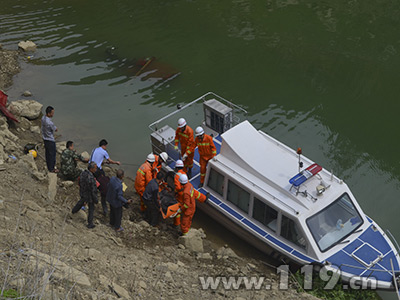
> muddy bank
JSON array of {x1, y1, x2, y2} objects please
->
[{"x1": 0, "y1": 47, "x2": 322, "y2": 300}]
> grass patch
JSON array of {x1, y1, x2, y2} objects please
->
[{"x1": 1, "y1": 289, "x2": 21, "y2": 298}]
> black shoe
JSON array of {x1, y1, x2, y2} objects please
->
[
  {"x1": 187, "y1": 168, "x2": 192, "y2": 179},
  {"x1": 87, "y1": 224, "x2": 96, "y2": 229},
  {"x1": 199, "y1": 183, "x2": 203, "y2": 188},
  {"x1": 204, "y1": 192, "x2": 210, "y2": 204}
]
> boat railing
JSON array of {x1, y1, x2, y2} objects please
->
[
  {"x1": 335, "y1": 262, "x2": 400, "y2": 277},
  {"x1": 386, "y1": 229, "x2": 400, "y2": 257},
  {"x1": 148, "y1": 92, "x2": 248, "y2": 167},
  {"x1": 148, "y1": 91, "x2": 248, "y2": 133}
]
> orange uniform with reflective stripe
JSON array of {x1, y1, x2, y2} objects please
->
[
  {"x1": 134, "y1": 161, "x2": 153, "y2": 196},
  {"x1": 194, "y1": 134, "x2": 217, "y2": 184},
  {"x1": 135, "y1": 161, "x2": 153, "y2": 211},
  {"x1": 180, "y1": 182, "x2": 206, "y2": 234},
  {"x1": 152, "y1": 155, "x2": 162, "y2": 179},
  {"x1": 175, "y1": 126, "x2": 195, "y2": 170},
  {"x1": 174, "y1": 169, "x2": 186, "y2": 226},
  {"x1": 174, "y1": 169, "x2": 186, "y2": 204}
]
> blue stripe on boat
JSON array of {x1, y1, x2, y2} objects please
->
[
  {"x1": 206, "y1": 192, "x2": 222, "y2": 205},
  {"x1": 242, "y1": 218, "x2": 267, "y2": 237},
  {"x1": 291, "y1": 250, "x2": 314, "y2": 263},
  {"x1": 266, "y1": 235, "x2": 293, "y2": 253},
  {"x1": 220, "y1": 203, "x2": 243, "y2": 221},
  {"x1": 215, "y1": 197, "x2": 315, "y2": 262}
]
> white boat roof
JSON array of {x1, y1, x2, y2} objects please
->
[{"x1": 217, "y1": 120, "x2": 354, "y2": 218}]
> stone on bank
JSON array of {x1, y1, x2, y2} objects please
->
[{"x1": 18, "y1": 40, "x2": 37, "y2": 52}]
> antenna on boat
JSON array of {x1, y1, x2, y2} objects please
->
[{"x1": 297, "y1": 147, "x2": 303, "y2": 173}]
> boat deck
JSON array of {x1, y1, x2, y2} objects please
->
[{"x1": 167, "y1": 134, "x2": 223, "y2": 188}]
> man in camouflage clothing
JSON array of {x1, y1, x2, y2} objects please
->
[
  {"x1": 60, "y1": 141, "x2": 89, "y2": 180},
  {"x1": 71, "y1": 162, "x2": 99, "y2": 229}
]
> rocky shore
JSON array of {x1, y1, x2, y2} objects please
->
[{"x1": 0, "y1": 46, "x2": 321, "y2": 299}]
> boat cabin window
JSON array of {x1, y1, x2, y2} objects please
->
[
  {"x1": 208, "y1": 168, "x2": 224, "y2": 196},
  {"x1": 281, "y1": 215, "x2": 306, "y2": 249},
  {"x1": 227, "y1": 180, "x2": 250, "y2": 213},
  {"x1": 306, "y1": 193, "x2": 363, "y2": 252},
  {"x1": 253, "y1": 197, "x2": 278, "y2": 232}
]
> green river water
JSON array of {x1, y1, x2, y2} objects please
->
[{"x1": 1, "y1": 1, "x2": 400, "y2": 298}]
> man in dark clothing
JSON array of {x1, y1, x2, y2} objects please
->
[
  {"x1": 106, "y1": 169, "x2": 132, "y2": 232},
  {"x1": 41, "y1": 106, "x2": 58, "y2": 172},
  {"x1": 72, "y1": 162, "x2": 99, "y2": 229},
  {"x1": 143, "y1": 172, "x2": 164, "y2": 227}
]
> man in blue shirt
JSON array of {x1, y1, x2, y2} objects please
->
[
  {"x1": 106, "y1": 169, "x2": 132, "y2": 232},
  {"x1": 89, "y1": 139, "x2": 120, "y2": 178},
  {"x1": 41, "y1": 106, "x2": 58, "y2": 172}
]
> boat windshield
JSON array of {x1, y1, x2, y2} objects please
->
[{"x1": 306, "y1": 193, "x2": 363, "y2": 252}]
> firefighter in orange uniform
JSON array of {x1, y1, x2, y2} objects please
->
[
  {"x1": 179, "y1": 173, "x2": 208, "y2": 235},
  {"x1": 152, "y1": 152, "x2": 168, "y2": 178},
  {"x1": 173, "y1": 160, "x2": 186, "y2": 226},
  {"x1": 193, "y1": 126, "x2": 217, "y2": 187},
  {"x1": 134, "y1": 153, "x2": 155, "y2": 212},
  {"x1": 174, "y1": 118, "x2": 195, "y2": 177}
]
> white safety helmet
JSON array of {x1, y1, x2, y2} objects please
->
[
  {"x1": 178, "y1": 118, "x2": 187, "y2": 128},
  {"x1": 147, "y1": 153, "x2": 155, "y2": 163},
  {"x1": 175, "y1": 160, "x2": 184, "y2": 168},
  {"x1": 179, "y1": 173, "x2": 188, "y2": 184},
  {"x1": 195, "y1": 126, "x2": 204, "y2": 136},
  {"x1": 160, "y1": 152, "x2": 168, "y2": 163}
]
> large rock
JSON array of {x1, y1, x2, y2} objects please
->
[
  {"x1": 32, "y1": 170, "x2": 46, "y2": 181},
  {"x1": 178, "y1": 228, "x2": 204, "y2": 253},
  {"x1": 24, "y1": 249, "x2": 91, "y2": 287},
  {"x1": 18, "y1": 116, "x2": 32, "y2": 130},
  {"x1": 56, "y1": 141, "x2": 66, "y2": 154},
  {"x1": 48, "y1": 172, "x2": 58, "y2": 202},
  {"x1": 4, "y1": 139, "x2": 19, "y2": 153},
  {"x1": 18, "y1": 40, "x2": 37, "y2": 52},
  {"x1": 30, "y1": 125, "x2": 41, "y2": 135},
  {"x1": 8, "y1": 100, "x2": 43, "y2": 120},
  {"x1": 0, "y1": 115, "x2": 7, "y2": 127},
  {"x1": 0, "y1": 125, "x2": 19, "y2": 142},
  {"x1": 17, "y1": 153, "x2": 46, "y2": 181},
  {"x1": 216, "y1": 246, "x2": 239, "y2": 258},
  {"x1": 99, "y1": 275, "x2": 130, "y2": 299},
  {"x1": 71, "y1": 209, "x2": 87, "y2": 223},
  {"x1": 23, "y1": 90, "x2": 32, "y2": 97},
  {"x1": 80, "y1": 151, "x2": 90, "y2": 160}
]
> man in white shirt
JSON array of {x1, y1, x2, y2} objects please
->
[
  {"x1": 41, "y1": 106, "x2": 58, "y2": 172},
  {"x1": 89, "y1": 139, "x2": 120, "y2": 178}
]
